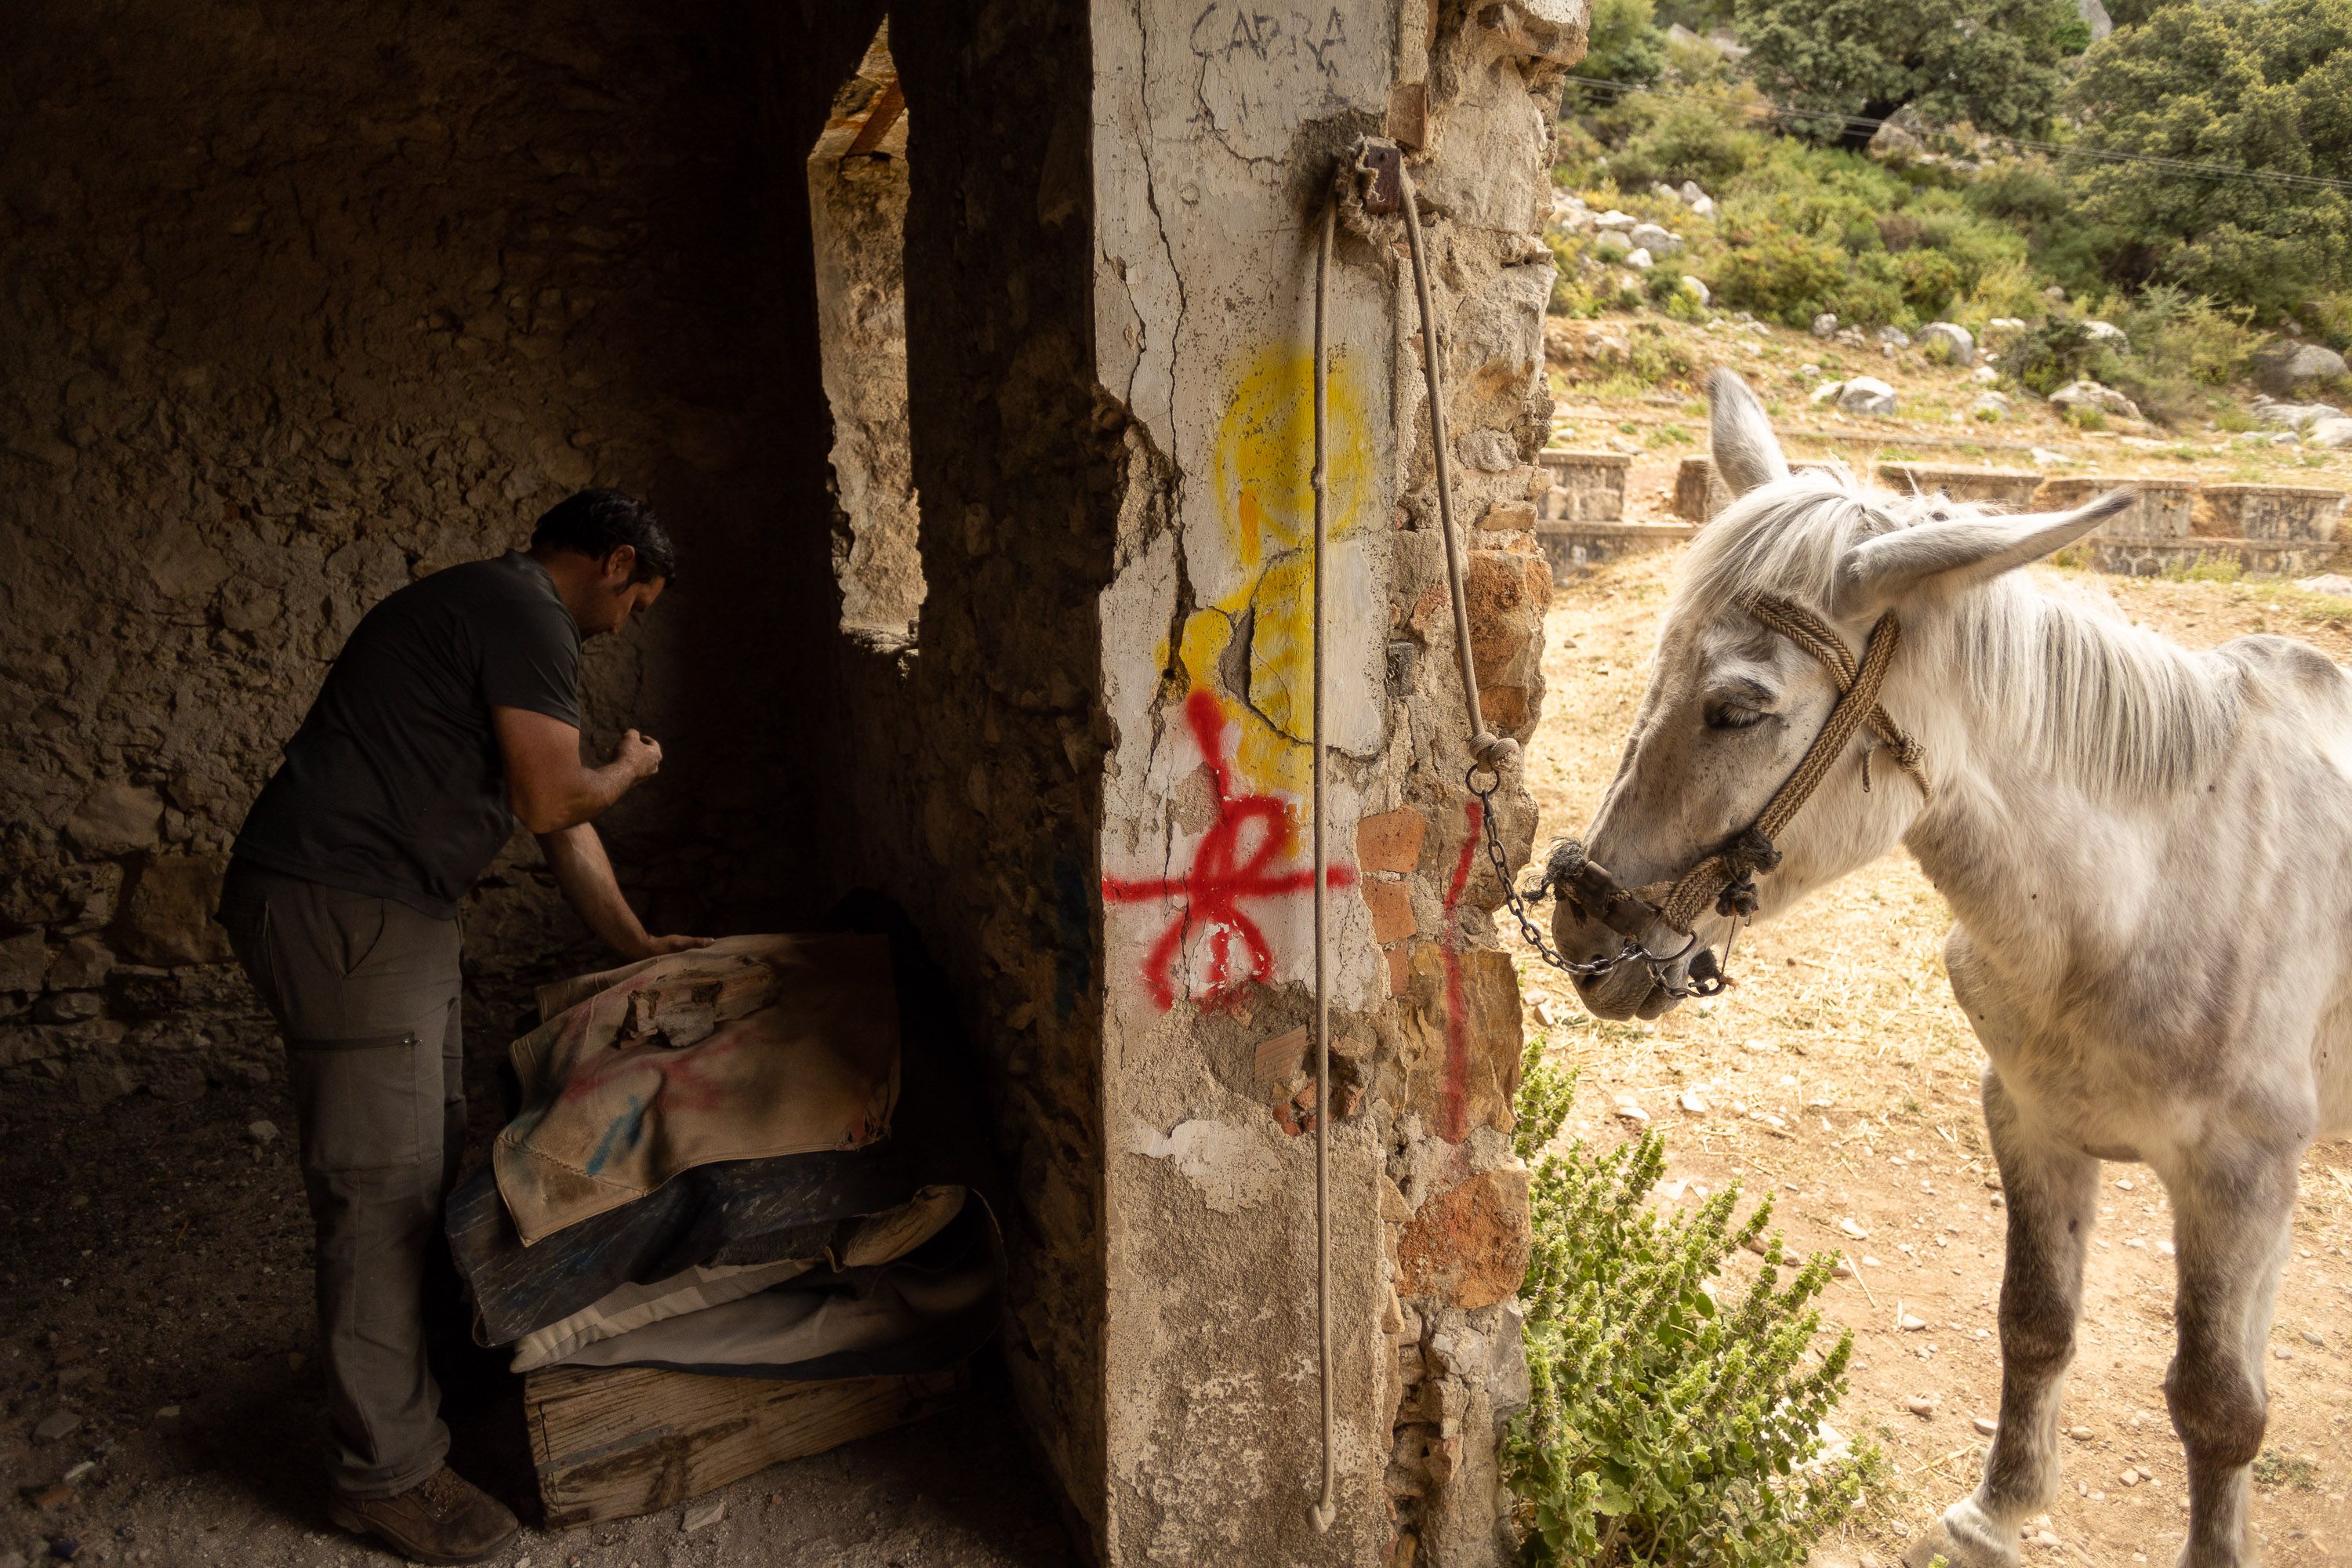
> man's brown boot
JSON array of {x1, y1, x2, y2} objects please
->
[{"x1": 327, "y1": 1465, "x2": 520, "y2": 1564}]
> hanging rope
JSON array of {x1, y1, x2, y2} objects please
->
[
  {"x1": 1308, "y1": 195, "x2": 1339, "y2": 1536},
  {"x1": 1399, "y1": 167, "x2": 1516, "y2": 780}
]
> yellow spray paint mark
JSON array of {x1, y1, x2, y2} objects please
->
[
  {"x1": 1185, "y1": 343, "x2": 1374, "y2": 795},
  {"x1": 1210, "y1": 344, "x2": 1374, "y2": 577}
]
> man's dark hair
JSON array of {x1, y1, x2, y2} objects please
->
[{"x1": 530, "y1": 488, "x2": 677, "y2": 583}]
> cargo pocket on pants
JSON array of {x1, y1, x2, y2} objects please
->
[{"x1": 286, "y1": 1032, "x2": 430, "y2": 1173}]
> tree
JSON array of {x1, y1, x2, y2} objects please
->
[
  {"x1": 1735, "y1": 0, "x2": 2080, "y2": 151},
  {"x1": 1573, "y1": 0, "x2": 1669, "y2": 98},
  {"x1": 2065, "y1": 0, "x2": 2352, "y2": 318}
]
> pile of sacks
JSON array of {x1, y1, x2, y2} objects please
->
[{"x1": 447, "y1": 931, "x2": 999, "y2": 1385}]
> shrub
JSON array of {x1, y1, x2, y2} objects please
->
[
  {"x1": 2000, "y1": 315, "x2": 2105, "y2": 394},
  {"x1": 1573, "y1": 0, "x2": 1671, "y2": 103},
  {"x1": 2099, "y1": 285, "x2": 2263, "y2": 423},
  {"x1": 1711, "y1": 218, "x2": 1851, "y2": 326},
  {"x1": 1504, "y1": 1044, "x2": 1881, "y2": 1567}
]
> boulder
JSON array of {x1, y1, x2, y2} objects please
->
[
  {"x1": 1623, "y1": 247, "x2": 1654, "y2": 270},
  {"x1": 1679, "y1": 275, "x2": 1711, "y2": 307},
  {"x1": 114, "y1": 854, "x2": 232, "y2": 967},
  {"x1": 1686, "y1": 192, "x2": 1715, "y2": 220},
  {"x1": 1651, "y1": 182, "x2": 1682, "y2": 205},
  {"x1": 2050, "y1": 379, "x2": 2141, "y2": 421},
  {"x1": 1835, "y1": 376, "x2": 1897, "y2": 416},
  {"x1": 1678, "y1": 180, "x2": 1708, "y2": 206},
  {"x1": 1918, "y1": 322, "x2": 1976, "y2": 367},
  {"x1": 1809, "y1": 380, "x2": 1845, "y2": 407},
  {"x1": 64, "y1": 781, "x2": 165, "y2": 857},
  {"x1": 2252, "y1": 396, "x2": 2342, "y2": 431},
  {"x1": 1811, "y1": 312, "x2": 1838, "y2": 339},
  {"x1": 1628, "y1": 222, "x2": 1682, "y2": 257},
  {"x1": 2254, "y1": 340, "x2": 2347, "y2": 397},
  {"x1": 2083, "y1": 319, "x2": 2130, "y2": 352},
  {"x1": 1970, "y1": 393, "x2": 2010, "y2": 422},
  {"x1": 1593, "y1": 227, "x2": 1632, "y2": 256},
  {"x1": 1593, "y1": 209, "x2": 1638, "y2": 232},
  {"x1": 2310, "y1": 417, "x2": 2352, "y2": 450},
  {"x1": 1877, "y1": 325, "x2": 1912, "y2": 348}
]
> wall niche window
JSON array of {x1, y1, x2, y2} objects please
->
[{"x1": 809, "y1": 22, "x2": 923, "y2": 644}]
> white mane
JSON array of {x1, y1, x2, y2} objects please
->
[{"x1": 1671, "y1": 472, "x2": 2241, "y2": 798}]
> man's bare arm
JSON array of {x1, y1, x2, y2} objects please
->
[
  {"x1": 492, "y1": 706, "x2": 659, "y2": 834},
  {"x1": 536, "y1": 822, "x2": 711, "y2": 961}
]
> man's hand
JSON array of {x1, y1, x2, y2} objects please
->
[
  {"x1": 630, "y1": 933, "x2": 714, "y2": 959},
  {"x1": 495, "y1": 709, "x2": 659, "y2": 834},
  {"x1": 536, "y1": 823, "x2": 707, "y2": 961},
  {"x1": 614, "y1": 728, "x2": 662, "y2": 781}
]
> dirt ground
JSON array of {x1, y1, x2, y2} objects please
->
[
  {"x1": 0, "y1": 1080, "x2": 1078, "y2": 1568},
  {"x1": 1516, "y1": 551, "x2": 2352, "y2": 1567}
]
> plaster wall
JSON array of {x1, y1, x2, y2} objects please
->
[{"x1": 1090, "y1": 2, "x2": 1584, "y2": 1561}]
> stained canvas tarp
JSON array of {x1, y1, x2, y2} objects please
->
[
  {"x1": 494, "y1": 933, "x2": 900, "y2": 1246},
  {"x1": 449, "y1": 901, "x2": 1000, "y2": 1350},
  {"x1": 506, "y1": 1184, "x2": 970, "y2": 1373},
  {"x1": 549, "y1": 1197, "x2": 999, "y2": 1381}
]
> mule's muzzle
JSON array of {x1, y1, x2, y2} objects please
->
[{"x1": 1544, "y1": 848, "x2": 1693, "y2": 1022}]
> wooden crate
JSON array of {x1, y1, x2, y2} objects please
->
[{"x1": 525, "y1": 1361, "x2": 966, "y2": 1526}]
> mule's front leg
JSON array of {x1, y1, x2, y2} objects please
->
[
  {"x1": 1904, "y1": 1073, "x2": 2096, "y2": 1568},
  {"x1": 2162, "y1": 1148, "x2": 2298, "y2": 1568}
]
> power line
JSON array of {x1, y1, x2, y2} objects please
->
[{"x1": 1559, "y1": 74, "x2": 2352, "y2": 197}]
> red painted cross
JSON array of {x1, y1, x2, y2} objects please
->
[{"x1": 1102, "y1": 688, "x2": 1356, "y2": 1011}]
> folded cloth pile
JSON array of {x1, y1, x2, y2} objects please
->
[{"x1": 447, "y1": 930, "x2": 1000, "y2": 1382}]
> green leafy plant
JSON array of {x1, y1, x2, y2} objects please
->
[
  {"x1": 2065, "y1": 0, "x2": 2352, "y2": 318},
  {"x1": 1505, "y1": 1044, "x2": 1882, "y2": 1566},
  {"x1": 1736, "y1": 0, "x2": 2078, "y2": 151}
]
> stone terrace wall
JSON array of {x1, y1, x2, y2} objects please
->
[{"x1": 0, "y1": 1, "x2": 887, "y2": 1098}]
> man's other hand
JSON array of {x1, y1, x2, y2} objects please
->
[
  {"x1": 631, "y1": 933, "x2": 715, "y2": 959},
  {"x1": 614, "y1": 728, "x2": 662, "y2": 779}
]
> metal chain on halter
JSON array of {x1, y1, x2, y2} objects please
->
[{"x1": 1465, "y1": 767, "x2": 1638, "y2": 978}]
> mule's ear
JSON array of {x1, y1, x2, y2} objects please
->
[
  {"x1": 1835, "y1": 490, "x2": 2133, "y2": 616},
  {"x1": 1708, "y1": 369, "x2": 1790, "y2": 495}
]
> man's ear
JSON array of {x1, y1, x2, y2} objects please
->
[
  {"x1": 1708, "y1": 369, "x2": 1791, "y2": 496},
  {"x1": 1835, "y1": 490, "x2": 2133, "y2": 618},
  {"x1": 601, "y1": 544, "x2": 638, "y2": 586}
]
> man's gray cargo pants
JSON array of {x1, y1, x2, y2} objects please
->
[{"x1": 217, "y1": 862, "x2": 464, "y2": 1500}]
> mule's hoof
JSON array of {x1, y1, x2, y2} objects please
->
[{"x1": 1901, "y1": 1503, "x2": 2017, "y2": 1568}]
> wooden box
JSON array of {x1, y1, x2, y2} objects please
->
[{"x1": 525, "y1": 1361, "x2": 966, "y2": 1526}]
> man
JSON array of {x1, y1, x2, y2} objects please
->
[{"x1": 217, "y1": 488, "x2": 709, "y2": 1563}]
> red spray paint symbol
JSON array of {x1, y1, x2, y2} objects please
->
[
  {"x1": 1439, "y1": 797, "x2": 1483, "y2": 1142},
  {"x1": 1102, "y1": 689, "x2": 1356, "y2": 1011}
]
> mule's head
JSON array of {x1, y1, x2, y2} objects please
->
[{"x1": 1555, "y1": 371, "x2": 2131, "y2": 1020}]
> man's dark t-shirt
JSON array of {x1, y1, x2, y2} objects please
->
[{"x1": 234, "y1": 551, "x2": 581, "y2": 919}]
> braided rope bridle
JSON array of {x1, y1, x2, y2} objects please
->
[{"x1": 1482, "y1": 594, "x2": 1929, "y2": 997}]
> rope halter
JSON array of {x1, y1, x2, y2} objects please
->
[{"x1": 1650, "y1": 595, "x2": 1929, "y2": 934}]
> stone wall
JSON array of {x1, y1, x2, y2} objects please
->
[
  {"x1": 833, "y1": 0, "x2": 1118, "y2": 1530},
  {"x1": 1091, "y1": 1, "x2": 1581, "y2": 1562},
  {"x1": 0, "y1": 0, "x2": 886, "y2": 1093}
]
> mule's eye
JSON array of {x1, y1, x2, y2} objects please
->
[{"x1": 1706, "y1": 703, "x2": 1767, "y2": 731}]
